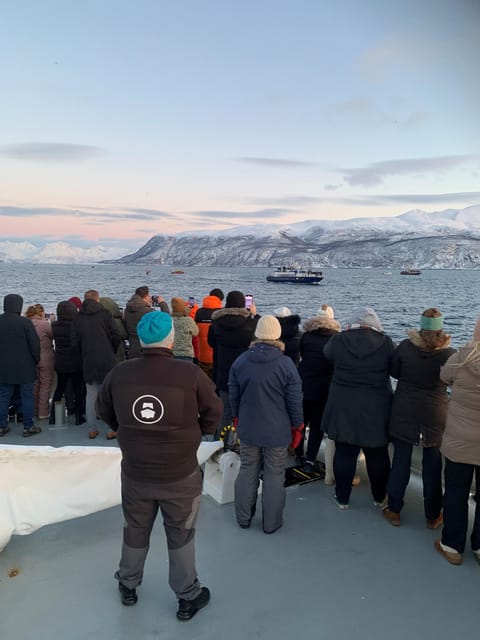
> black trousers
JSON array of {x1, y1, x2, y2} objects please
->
[
  {"x1": 303, "y1": 398, "x2": 328, "y2": 463},
  {"x1": 334, "y1": 442, "x2": 390, "y2": 504},
  {"x1": 387, "y1": 438, "x2": 443, "y2": 519},
  {"x1": 442, "y1": 458, "x2": 480, "y2": 554},
  {"x1": 52, "y1": 371, "x2": 85, "y2": 414}
]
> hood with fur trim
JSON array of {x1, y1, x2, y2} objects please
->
[
  {"x1": 408, "y1": 329, "x2": 451, "y2": 351},
  {"x1": 303, "y1": 316, "x2": 341, "y2": 333},
  {"x1": 211, "y1": 307, "x2": 251, "y2": 321}
]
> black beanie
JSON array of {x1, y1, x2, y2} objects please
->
[
  {"x1": 209, "y1": 288, "x2": 224, "y2": 301},
  {"x1": 226, "y1": 290, "x2": 245, "y2": 308}
]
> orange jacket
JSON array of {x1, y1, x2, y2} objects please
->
[{"x1": 194, "y1": 295, "x2": 222, "y2": 364}]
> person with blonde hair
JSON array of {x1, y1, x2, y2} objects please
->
[
  {"x1": 434, "y1": 319, "x2": 480, "y2": 565},
  {"x1": 383, "y1": 308, "x2": 455, "y2": 528}
]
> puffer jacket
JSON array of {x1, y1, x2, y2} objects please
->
[
  {"x1": 195, "y1": 295, "x2": 222, "y2": 364},
  {"x1": 0, "y1": 294, "x2": 40, "y2": 384},
  {"x1": 440, "y1": 344, "x2": 480, "y2": 465},
  {"x1": 298, "y1": 316, "x2": 341, "y2": 401},
  {"x1": 71, "y1": 298, "x2": 121, "y2": 384},
  {"x1": 100, "y1": 296, "x2": 128, "y2": 362},
  {"x1": 30, "y1": 316, "x2": 55, "y2": 371},
  {"x1": 52, "y1": 301, "x2": 82, "y2": 373},
  {"x1": 172, "y1": 313, "x2": 199, "y2": 358},
  {"x1": 278, "y1": 314, "x2": 302, "y2": 365},
  {"x1": 208, "y1": 307, "x2": 259, "y2": 391},
  {"x1": 229, "y1": 341, "x2": 303, "y2": 447},
  {"x1": 321, "y1": 328, "x2": 396, "y2": 447},
  {"x1": 388, "y1": 336, "x2": 455, "y2": 447}
]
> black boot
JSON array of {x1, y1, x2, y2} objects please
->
[{"x1": 75, "y1": 408, "x2": 86, "y2": 425}]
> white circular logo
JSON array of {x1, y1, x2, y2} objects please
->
[{"x1": 132, "y1": 394, "x2": 164, "y2": 424}]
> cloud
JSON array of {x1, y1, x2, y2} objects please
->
[
  {"x1": 324, "y1": 184, "x2": 342, "y2": 192},
  {"x1": 339, "y1": 154, "x2": 478, "y2": 187},
  {"x1": 338, "y1": 96, "x2": 371, "y2": 114},
  {"x1": 190, "y1": 208, "x2": 292, "y2": 219},
  {"x1": 0, "y1": 142, "x2": 105, "y2": 162},
  {"x1": 0, "y1": 205, "x2": 173, "y2": 222},
  {"x1": 235, "y1": 157, "x2": 316, "y2": 168}
]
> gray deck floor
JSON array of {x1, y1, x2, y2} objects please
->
[{"x1": 0, "y1": 420, "x2": 478, "y2": 640}]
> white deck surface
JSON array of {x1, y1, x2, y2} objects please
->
[{"x1": 0, "y1": 419, "x2": 478, "y2": 640}]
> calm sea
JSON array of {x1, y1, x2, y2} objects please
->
[{"x1": 1, "y1": 263, "x2": 479, "y2": 346}]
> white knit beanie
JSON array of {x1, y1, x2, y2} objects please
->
[
  {"x1": 274, "y1": 306, "x2": 292, "y2": 318},
  {"x1": 316, "y1": 304, "x2": 334, "y2": 319},
  {"x1": 255, "y1": 315, "x2": 282, "y2": 340}
]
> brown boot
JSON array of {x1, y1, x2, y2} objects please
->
[
  {"x1": 434, "y1": 539, "x2": 462, "y2": 565},
  {"x1": 427, "y1": 514, "x2": 443, "y2": 530},
  {"x1": 382, "y1": 507, "x2": 401, "y2": 526}
]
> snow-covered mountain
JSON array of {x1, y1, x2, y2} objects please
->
[
  {"x1": 114, "y1": 205, "x2": 480, "y2": 269},
  {"x1": 2, "y1": 205, "x2": 480, "y2": 266},
  {"x1": 0, "y1": 240, "x2": 125, "y2": 264}
]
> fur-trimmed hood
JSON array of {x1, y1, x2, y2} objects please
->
[
  {"x1": 250, "y1": 338, "x2": 285, "y2": 351},
  {"x1": 408, "y1": 329, "x2": 451, "y2": 351},
  {"x1": 303, "y1": 316, "x2": 341, "y2": 333},
  {"x1": 211, "y1": 307, "x2": 251, "y2": 320}
]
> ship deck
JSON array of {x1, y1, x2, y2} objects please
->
[{"x1": 0, "y1": 421, "x2": 478, "y2": 640}]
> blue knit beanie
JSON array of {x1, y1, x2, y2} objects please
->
[{"x1": 137, "y1": 311, "x2": 174, "y2": 347}]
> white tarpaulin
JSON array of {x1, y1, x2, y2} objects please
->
[{"x1": 0, "y1": 441, "x2": 223, "y2": 552}]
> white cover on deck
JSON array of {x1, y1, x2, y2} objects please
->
[{"x1": 0, "y1": 441, "x2": 223, "y2": 552}]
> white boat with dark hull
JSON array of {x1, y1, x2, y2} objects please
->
[{"x1": 266, "y1": 265, "x2": 324, "y2": 284}]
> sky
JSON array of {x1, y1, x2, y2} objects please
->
[{"x1": 1, "y1": 0, "x2": 479, "y2": 254}]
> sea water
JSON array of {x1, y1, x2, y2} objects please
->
[{"x1": 0, "y1": 263, "x2": 478, "y2": 346}]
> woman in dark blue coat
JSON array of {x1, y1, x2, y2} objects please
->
[{"x1": 229, "y1": 316, "x2": 303, "y2": 533}]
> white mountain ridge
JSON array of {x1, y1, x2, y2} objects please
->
[
  {"x1": 2, "y1": 205, "x2": 480, "y2": 266},
  {"x1": 115, "y1": 205, "x2": 480, "y2": 269}
]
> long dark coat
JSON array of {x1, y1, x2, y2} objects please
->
[
  {"x1": 0, "y1": 294, "x2": 40, "y2": 384},
  {"x1": 321, "y1": 328, "x2": 396, "y2": 447},
  {"x1": 388, "y1": 337, "x2": 455, "y2": 447}
]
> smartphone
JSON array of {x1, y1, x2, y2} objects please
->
[
  {"x1": 245, "y1": 294, "x2": 253, "y2": 310},
  {"x1": 188, "y1": 296, "x2": 195, "y2": 308}
]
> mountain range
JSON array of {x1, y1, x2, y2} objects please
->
[
  {"x1": 2, "y1": 205, "x2": 480, "y2": 267},
  {"x1": 114, "y1": 205, "x2": 480, "y2": 269}
]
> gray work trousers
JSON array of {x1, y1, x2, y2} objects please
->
[
  {"x1": 115, "y1": 468, "x2": 202, "y2": 600},
  {"x1": 235, "y1": 443, "x2": 288, "y2": 533}
]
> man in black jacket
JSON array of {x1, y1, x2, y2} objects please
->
[
  {"x1": 71, "y1": 289, "x2": 121, "y2": 439},
  {"x1": 96, "y1": 311, "x2": 222, "y2": 620},
  {"x1": 0, "y1": 293, "x2": 41, "y2": 437}
]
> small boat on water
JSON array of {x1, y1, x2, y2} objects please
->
[
  {"x1": 266, "y1": 265, "x2": 323, "y2": 284},
  {"x1": 171, "y1": 269, "x2": 185, "y2": 274},
  {"x1": 400, "y1": 268, "x2": 421, "y2": 275}
]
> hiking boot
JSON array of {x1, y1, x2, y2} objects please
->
[
  {"x1": 23, "y1": 426, "x2": 42, "y2": 437},
  {"x1": 106, "y1": 430, "x2": 117, "y2": 440},
  {"x1": 176, "y1": 587, "x2": 210, "y2": 621},
  {"x1": 118, "y1": 582, "x2": 138, "y2": 606},
  {"x1": 88, "y1": 430, "x2": 99, "y2": 439},
  {"x1": 434, "y1": 539, "x2": 462, "y2": 565},
  {"x1": 0, "y1": 426, "x2": 10, "y2": 437},
  {"x1": 427, "y1": 514, "x2": 443, "y2": 530},
  {"x1": 333, "y1": 495, "x2": 349, "y2": 510},
  {"x1": 472, "y1": 549, "x2": 480, "y2": 565},
  {"x1": 383, "y1": 508, "x2": 401, "y2": 526}
]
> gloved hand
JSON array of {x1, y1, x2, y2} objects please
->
[
  {"x1": 290, "y1": 423, "x2": 304, "y2": 449},
  {"x1": 233, "y1": 417, "x2": 239, "y2": 430}
]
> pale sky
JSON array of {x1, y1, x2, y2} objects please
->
[{"x1": 1, "y1": 0, "x2": 479, "y2": 253}]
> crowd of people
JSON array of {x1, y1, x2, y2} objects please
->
[{"x1": 0, "y1": 285, "x2": 479, "y2": 619}]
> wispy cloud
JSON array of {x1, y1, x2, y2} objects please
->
[
  {"x1": 0, "y1": 205, "x2": 173, "y2": 222},
  {"x1": 338, "y1": 96, "x2": 371, "y2": 114},
  {"x1": 0, "y1": 143, "x2": 105, "y2": 162},
  {"x1": 324, "y1": 184, "x2": 342, "y2": 192},
  {"x1": 339, "y1": 154, "x2": 478, "y2": 187},
  {"x1": 190, "y1": 208, "x2": 292, "y2": 219},
  {"x1": 235, "y1": 157, "x2": 316, "y2": 168}
]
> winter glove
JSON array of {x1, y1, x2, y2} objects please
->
[
  {"x1": 233, "y1": 417, "x2": 239, "y2": 430},
  {"x1": 290, "y1": 423, "x2": 305, "y2": 449}
]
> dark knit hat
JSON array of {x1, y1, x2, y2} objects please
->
[
  {"x1": 209, "y1": 288, "x2": 224, "y2": 301},
  {"x1": 226, "y1": 290, "x2": 245, "y2": 308}
]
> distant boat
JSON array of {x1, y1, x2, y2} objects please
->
[
  {"x1": 171, "y1": 269, "x2": 185, "y2": 274},
  {"x1": 400, "y1": 268, "x2": 421, "y2": 275},
  {"x1": 266, "y1": 265, "x2": 323, "y2": 285}
]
